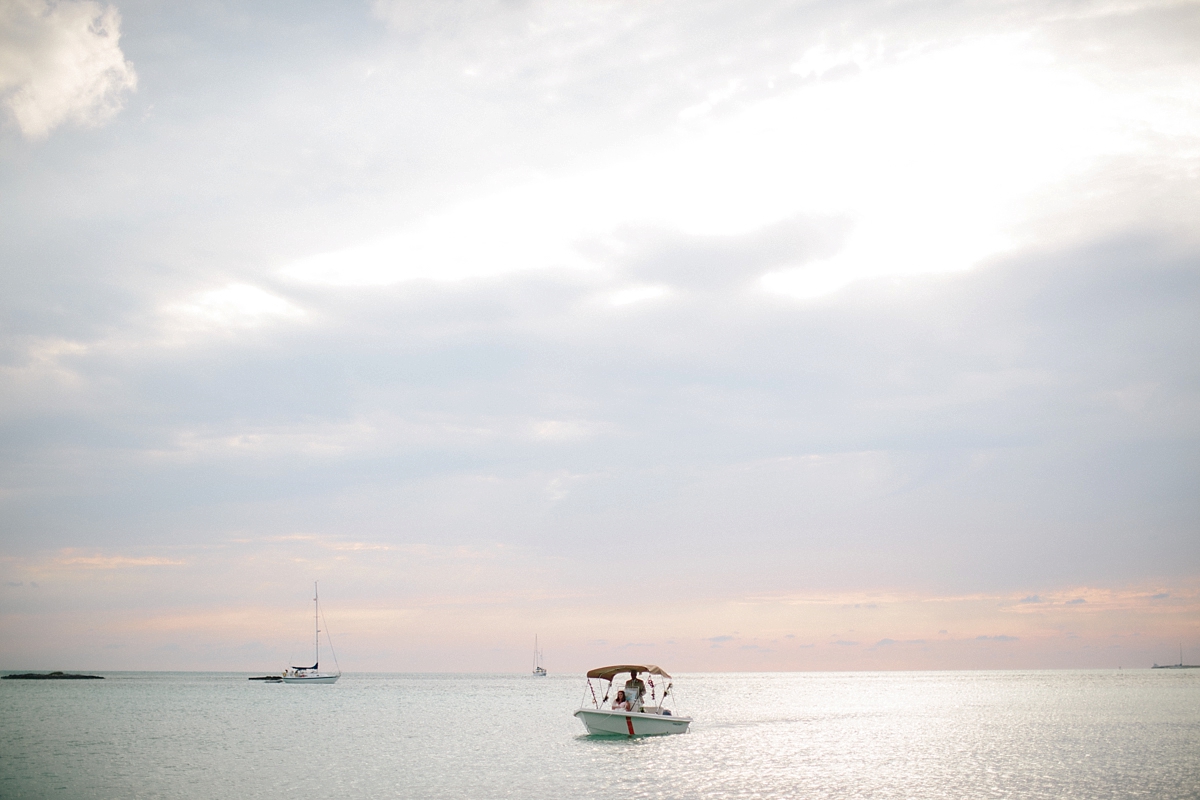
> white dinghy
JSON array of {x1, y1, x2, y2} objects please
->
[
  {"x1": 282, "y1": 582, "x2": 341, "y2": 684},
  {"x1": 574, "y1": 664, "x2": 691, "y2": 736}
]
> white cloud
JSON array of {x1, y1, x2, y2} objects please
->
[
  {"x1": 0, "y1": 0, "x2": 136, "y2": 138},
  {"x1": 56, "y1": 550, "x2": 184, "y2": 568},
  {"x1": 282, "y1": 177, "x2": 595, "y2": 285},
  {"x1": 169, "y1": 283, "x2": 305, "y2": 329},
  {"x1": 609, "y1": 285, "x2": 669, "y2": 306},
  {"x1": 281, "y1": 35, "x2": 1192, "y2": 296},
  {"x1": 530, "y1": 419, "x2": 595, "y2": 441}
]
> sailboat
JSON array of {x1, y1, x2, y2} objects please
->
[
  {"x1": 1152, "y1": 643, "x2": 1199, "y2": 669},
  {"x1": 282, "y1": 582, "x2": 341, "y2": 684},
  {"x1": 533, "y1": 635, "x2": 547, "y2": 676}
]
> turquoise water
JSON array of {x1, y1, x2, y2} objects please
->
[{"x1": 1, "y1": 670, "x2": 1197, "y2": 798}]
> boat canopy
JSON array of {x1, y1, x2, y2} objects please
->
[
  {"x1": 586, "y1": 664, "x2": 671, "y2": 681},
  {"x1": 290, "y1": 663, "x2": 317, "y2": 670}
]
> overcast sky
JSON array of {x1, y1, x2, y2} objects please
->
[{"x1": 1, "y1": 0, "x2": 1198, "y2": 673}]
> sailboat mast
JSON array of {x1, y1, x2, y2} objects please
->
[{"x1": 314, "y1": 581, "x2": 320, "y2": 667}]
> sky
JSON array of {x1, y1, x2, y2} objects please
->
[{"x1": 1, "y1": 0, "x2": 1198, "y2": 673}]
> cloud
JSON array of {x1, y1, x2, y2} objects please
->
[
  {"x1": 1, "y1": 0, "x2": 1198, "y2": 671},
  {"x1": 976, "y1": 635, "x2": 1019, "y2": 642},
  {"x1": 1019, "y1": 595, "x2": 1043, "y2": 604},
  {"x1": 280, "y1": 25, "x2": 1196, "y2": 299},
  {"x1": 166, "y1": 283, "x2": 306, "y2": 331},
  {"x1": 56, "y1": 552, "x2": 185, "y2": 569},
  {"x1": 0, "y1": 0, "x2": 136, "y2": 138},
  {"x1": 5, "y1": 236, "x2": 1197, "y2": 596},
  {"x1": 609, "y1": 285, "x2": 670, "y2": 306}
]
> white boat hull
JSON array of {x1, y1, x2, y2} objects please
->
[
  {"x1": 574, "y1": 708, "x2": 691, "y2": 736},
  {"x1": 281, "y1": 674, "x2": 339, "y2": 684}
]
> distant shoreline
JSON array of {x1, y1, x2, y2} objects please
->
[{"x1": 2, "y1": 672, "x2": 104, "y2": 680}]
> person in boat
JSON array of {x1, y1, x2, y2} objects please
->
[
  {"x1": 624, "y1": 671, "x2": 646, "y2": 710},
  {"x1": 611, "y1": 690, "x2": 631, "y2": 711}
]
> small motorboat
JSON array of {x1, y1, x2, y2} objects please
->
[{"x1": 574, "y1": 664, "x2": 691, "y2": 736}]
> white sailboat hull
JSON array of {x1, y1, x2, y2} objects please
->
[
  {"x1": 281, "y1": 673, "x2": 339, "y2": 684},
  {"x1": 574, "y1": 708, "x2": 691, "y2": 736}
]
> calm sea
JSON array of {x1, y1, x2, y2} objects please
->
[{"x1": 1, "y1": 670, "x2": 1197, "y2": 799}]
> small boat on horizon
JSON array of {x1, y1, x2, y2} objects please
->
[
  {"x1": 1152, "y1": 643, "x2": 1199, "y2": 669},
  {"x1": 533, "y1": 635, "x2": 547, "y2": 676},
  {"x1": 282, "y1": 582, "x2": 341, "y2": 684},
  {"x1": 574, "y1": 664, "x2": 691, "y2": 736}
]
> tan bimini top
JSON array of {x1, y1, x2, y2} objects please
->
[{"x1": 585, "y1": 664, "x2": 671, "y2": 681}]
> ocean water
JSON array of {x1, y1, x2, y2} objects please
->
[{"x1": 1, "y1": 670, "x2": 1197, "y2": 799}]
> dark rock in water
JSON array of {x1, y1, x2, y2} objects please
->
[
  {"x1": 2, "y1": 671, "x2": 104, "y2": 680},
  {"x1": 248, "y1": 675, "x2": 283, "y2": 681}
]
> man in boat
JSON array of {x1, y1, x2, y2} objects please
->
[{"x1": 624, "y1": 671, "x2": 646, "y2": 711}]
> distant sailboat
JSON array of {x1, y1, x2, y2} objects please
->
[
  {"x1": 533, "y1": 635, "x2": 547, "y2": 676},
  {"x1": 1152, "y1": 643, "x2": 1199, "y2": 669},
  {"x1": 282, "y1": 582, "x2": 341, "y2": 684}
]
